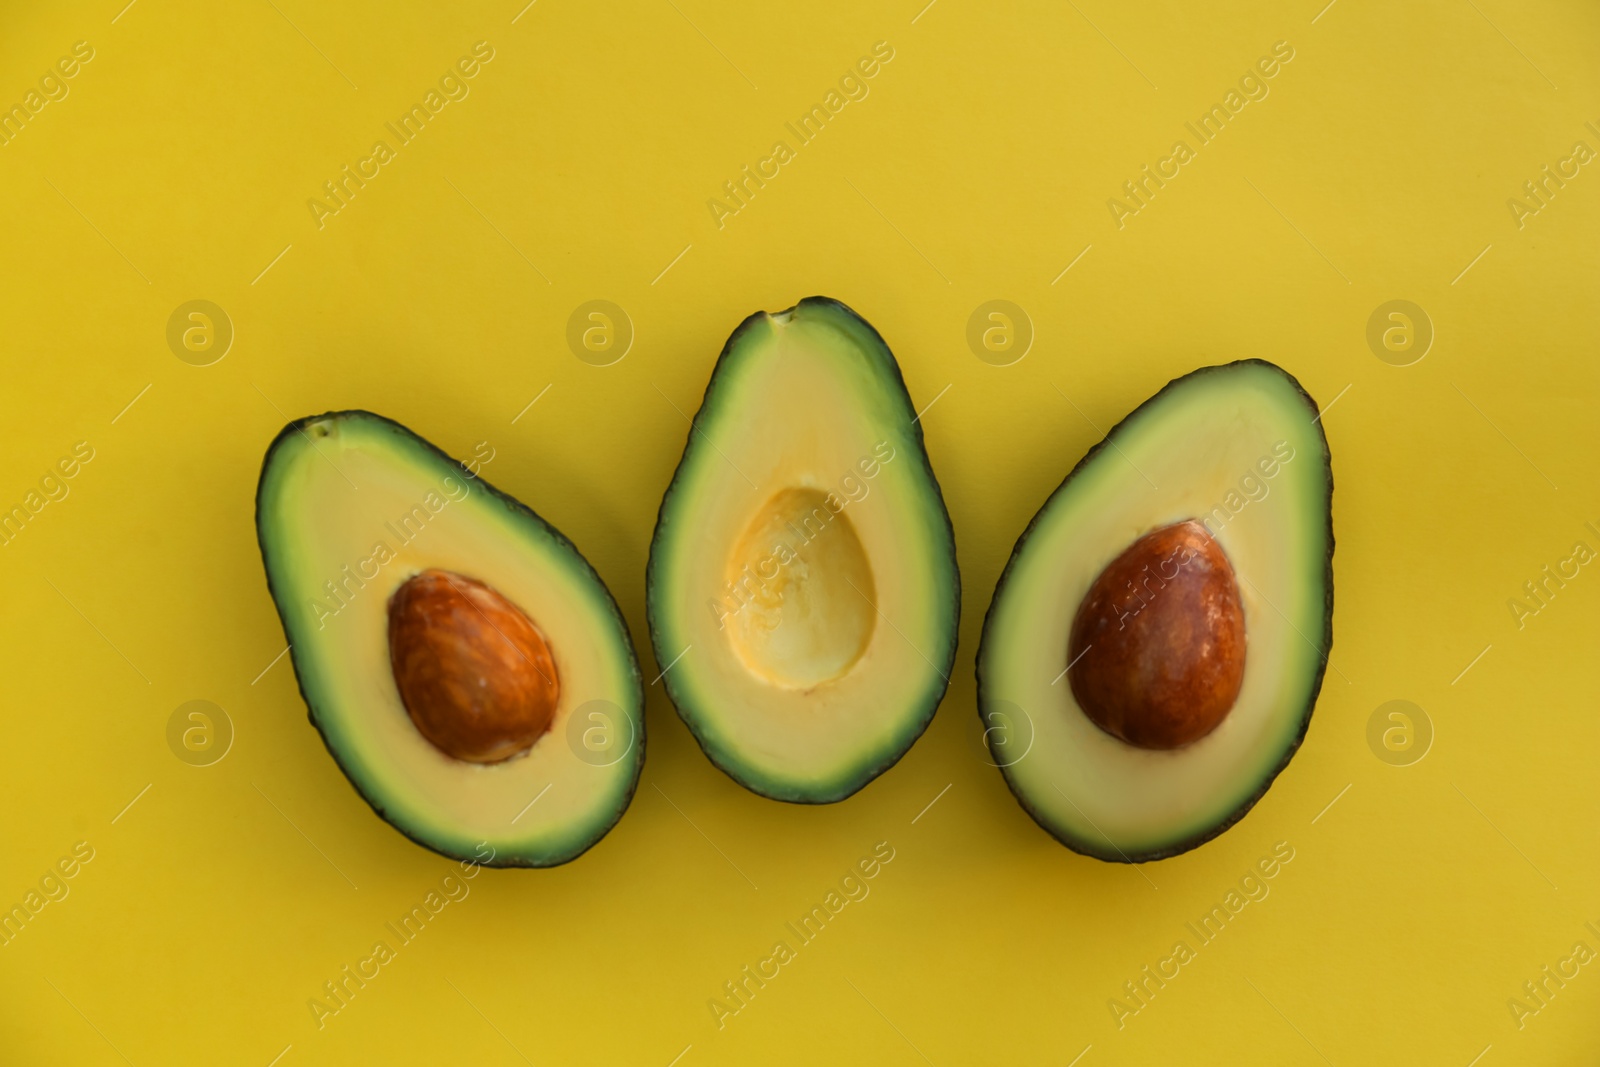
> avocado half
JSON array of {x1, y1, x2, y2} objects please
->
[
  {"x1": 647, "y1": 297, "x2": 960, "y2": 803},
  {"x1": 255, "y1": 411, "x2": 644, "y2": 867},
  {"x1": 977, "y1": 360, "x2": 1333, "y2": 862}
]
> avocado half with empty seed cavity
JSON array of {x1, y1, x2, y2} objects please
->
[
  {"x1": 256, "y1": 411, "x2": 644, "y2": 867},
  {"x1": 647, "y1": 298, "x2": 960, "y2": 803},
  {"x1": 977, "y1": 360, "x2": 1333, "y2": 862}
]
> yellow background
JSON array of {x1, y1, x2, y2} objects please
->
[{"x1": 2, "y1": 1, "x2": 1597, "y2": 1063}]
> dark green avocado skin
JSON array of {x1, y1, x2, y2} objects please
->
[
  {"x1": 644, "y1": 297, "x2": 961, "y2": 804},
  {"x1": 976, "y1": 360, "x2": 1334, "y2": 863},
  {"x1": 254, "y1": 410, "x2": 645, "y2": 868}
]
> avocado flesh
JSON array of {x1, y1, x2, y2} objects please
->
[
  {"x1": 648, "y1": 298, "x2": 959, "y2": 803},
  {"x1": 978, "y1": 360, "x2": 1333, "y2": 862},
  {"x1": 256, "y1": 411, "x2": 644, "y2": 867}
]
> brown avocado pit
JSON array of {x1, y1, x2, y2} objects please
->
[
  {"x1": 387, "y1": 569, "x2": 560, "y2": 763},
  {"x1": 1067, "y1": 520, "x2": 1245, "y2": 750}
]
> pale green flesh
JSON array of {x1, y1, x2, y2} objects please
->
[
  {"x1": 981, "y1": 362, "x2": 1331, "y2": 859},
  {"x1": 258, "y1": 413, "x2": 642, "y2": 866},
  {"x1": 649, "y1": 299, "x2": 959, "y2": 802}
]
